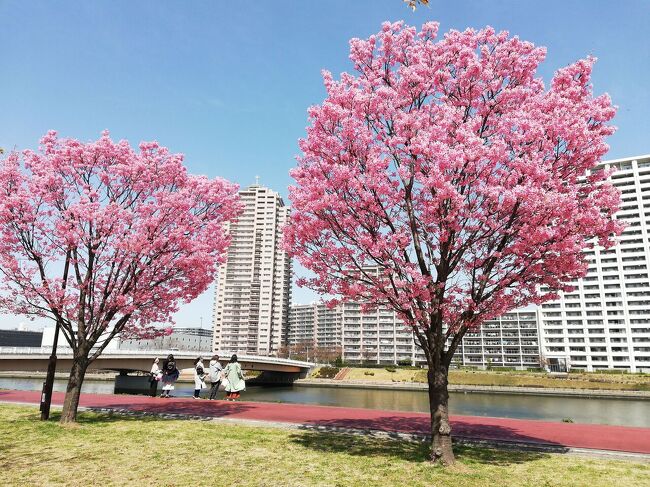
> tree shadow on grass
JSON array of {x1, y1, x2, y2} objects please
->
[
  {"x1": 36, "y1": 400, "x2": 258, "y2": 425},
  {"x1": 87, "y1": 398, "x2": 257, "y2": 419},
  {"x1": 302, "y1": 415, "x2": 571, "y2": 449},
  {"x1": 0, "y1": 390, "x2": 258, "y2": 425},
  {"x1": 452, "y1": 443, "x2": 551, "y2": 466},
  {"x1": 46, "y1": 410, "x2": 173, "y2": 425},
  {"x1": 290, "y1": 428, "x2": 552, "y2": 465},
  {"x1": 290, "y1": 414, "x2": 570, "y2": 466},
  {"x1": 0, "y1": 442, "x2": 11, "y2": 455},
  {"x1": 291, "y1": 429, "x2": 430, "y2": 462}
]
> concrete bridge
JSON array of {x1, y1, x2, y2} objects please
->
[{"x1": 0, "y1": 347, "x2": 314, "y2": 389}]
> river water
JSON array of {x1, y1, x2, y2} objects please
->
[{"x1": 1, "y1": 377, "x2": 648, "y2": 428}]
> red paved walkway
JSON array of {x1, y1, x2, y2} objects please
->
[{"x1": 2, "y1": 389, "x2": 649, "y2": 454}]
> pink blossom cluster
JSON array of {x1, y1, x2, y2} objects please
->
[
  {"x1": 285, "y1": 21, "x2": 623, "y2": 335},
  {"x1": 0, "y1": 131, "x2": 241, "y2": 350}
]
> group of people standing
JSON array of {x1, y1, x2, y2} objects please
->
[
  {"x1": 149, "y1": 353, "x2": 246, "y2": 400},
  {"x1": 149, "y1": 354, "x2": 180, "y2": 398}
]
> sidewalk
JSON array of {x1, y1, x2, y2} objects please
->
[{"x1": 2, "y1": 389, "x2": 649, "y2": 455}]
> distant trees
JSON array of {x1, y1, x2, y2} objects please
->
[{"x1": 278, "y1": 341, "x2": 342, "y2": 364}]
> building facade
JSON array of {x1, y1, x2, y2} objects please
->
[
  {"x1": 539, "y1": 155, "x2": 650, "y2": 373},
  {"x1": 0, "y1": 329, "x2": 43, "y2": 347},
  {"x1": 117, "y1": 327, "x2": 213, "y2": 352},
  {"x1": 456, "y1": 311, "x2": 540, "y2": 369},
  {"x1": 288, "y1": 304, "x2": 341, "y2": 349},
  {"x1": 289, "y1": 302, "x2": 541, "y2": 368},
  {"x1": 213, "y1": 184, "x2": 292, "y2": 356},
  {"x1": 339, "y1": 303, "x2": 419, "y2": 365},
  {"x1": 287, "y1": 304, "x2": 317, "y2": 346},
  {"x1": 39, "y1": 326, "x2": 213, "y2": 353}
]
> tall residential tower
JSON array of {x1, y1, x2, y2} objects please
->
[{"x1": 213, "y1": 184, "x2": 292, "y2": 356}]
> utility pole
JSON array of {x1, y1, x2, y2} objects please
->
[
  {"x1": 40, "y1": 249, "x2": 70, "y2": 420},
  {"x1": 39, "y1": 320, "x2": 60, "y2": 420}
]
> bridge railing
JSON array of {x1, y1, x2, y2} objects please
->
[
  {"x1": 0, "y1": 346, "x2": 76, "y2": 354},
  {"x1": 0, "y1": 346, "x2": 313, "y2": 367}
]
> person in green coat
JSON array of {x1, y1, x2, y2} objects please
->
[{"x1": 224, "y1": 354, "x2": 246, "y2": 400}]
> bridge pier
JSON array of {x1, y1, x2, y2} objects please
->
[
  {"x1": 249, "y1": 369, "x2": 308, "y2": 386},
  {"x1": 114, "y1": 373, "x2": 152, "y2": 395}
]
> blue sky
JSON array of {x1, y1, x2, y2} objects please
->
[{"x1": 1, "y1": 1, "x2": 649, "y2": 330}]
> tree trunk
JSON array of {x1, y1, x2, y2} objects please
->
[
  {"x1": 427, "y1": 365, "x2": 455, "y2": 465},
  {"x1": 60, "y1": 355, "x2": 89, "y2": 423}
]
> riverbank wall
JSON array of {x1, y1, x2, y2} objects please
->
[
  {"x1": 295, "y1": 378, "x2": 650, "y2": 400},
  {"x1": 0, "y1": 371, "x2": 200, "y2": 383}
]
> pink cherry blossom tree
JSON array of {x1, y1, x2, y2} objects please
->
[
  {"x1": 0, "y1": 131, "x2": 241, "y2": 422},
  {"x1": 285, "y1": 21, "x2": 622, "y2": 464}
]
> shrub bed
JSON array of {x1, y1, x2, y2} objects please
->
[{"x1": 314, "y1": 366, "x2": 339, "y2": 379}]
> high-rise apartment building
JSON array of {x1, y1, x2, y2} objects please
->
[
  {"x1": 288, "y1": 302, "x2": 540, "y2": 368},
  {"x1": 457, "y1": 311, "x2": 540, "y2": 368},
  {"x1": 213, "y1": 184, "x2": 292, "y2": 356},
  {"x1": 539, "y1": 155, "x2": 650, "y2": 373},
  {"x1": 285, "y1": 156, "x2": 650, "y2": 371},
  {"x1": 288, "y1": 302, "x2": 415, "y2": 363},
  {"x1": 338, "y1": 303, "x2": 417, "y2": 365},
  {"x1": 288, "y1": 304, "x2": 341, "y2": 350},
  {"x1": 288, "y1": 304, "x2": 318, "y2": 346}
]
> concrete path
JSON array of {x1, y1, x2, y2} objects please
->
[{"x1": 2, "y1": 389, "x2": 649, "y2": 455}]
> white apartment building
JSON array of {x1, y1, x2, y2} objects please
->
[
  {"x1": 340, "y1": 302, "x2": 419, "y2": 365},
  {"x1": 41, "y1": 326, "x2": 213, "y2": 353},
  {"x1": 289, "y1": 302, "x2": 541, "y2": 368},
  {"x1": 288, "y1": 302, "x2": 414, "y2": 363},
  {"x1": 213, "y1": 184, "x2": 292, "y2": 356},
  {"x1": 117, "y1": 327, "x2": 213, "y2": 352},
  {"x1": 288, "y1": 304, "x2": 341, "y2": 350},
  {"x1": 539, "y1": 155, "x2": 650, "y2": 373},
  {"x1": 288, "y1": 304, "x2": 317, "y2": 346},
  {"x1": 456, "y1": 311, "x2": 540, "y2": 369}
]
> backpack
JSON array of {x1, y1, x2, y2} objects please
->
[{"x1": 196, "y1": 365, "x2": 204, "y2": 376}]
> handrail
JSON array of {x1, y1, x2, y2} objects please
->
[{"x1": 0, "y1": 346, "x2": 313, "y2": 367}]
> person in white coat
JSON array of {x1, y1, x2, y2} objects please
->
[
  {"x1": 149, "y1": 357, "x2": 161, "y2": 397},
  {"x1": 193, "y1": 357, "x2": 207, "y2": 399}
]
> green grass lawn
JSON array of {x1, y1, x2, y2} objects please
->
[
  {"x1": 1, "y1": 404, "x2": 648, "y2": 486},
  {"x1": 340, "y1": 368, "x2": 650, "y2": 391}
]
